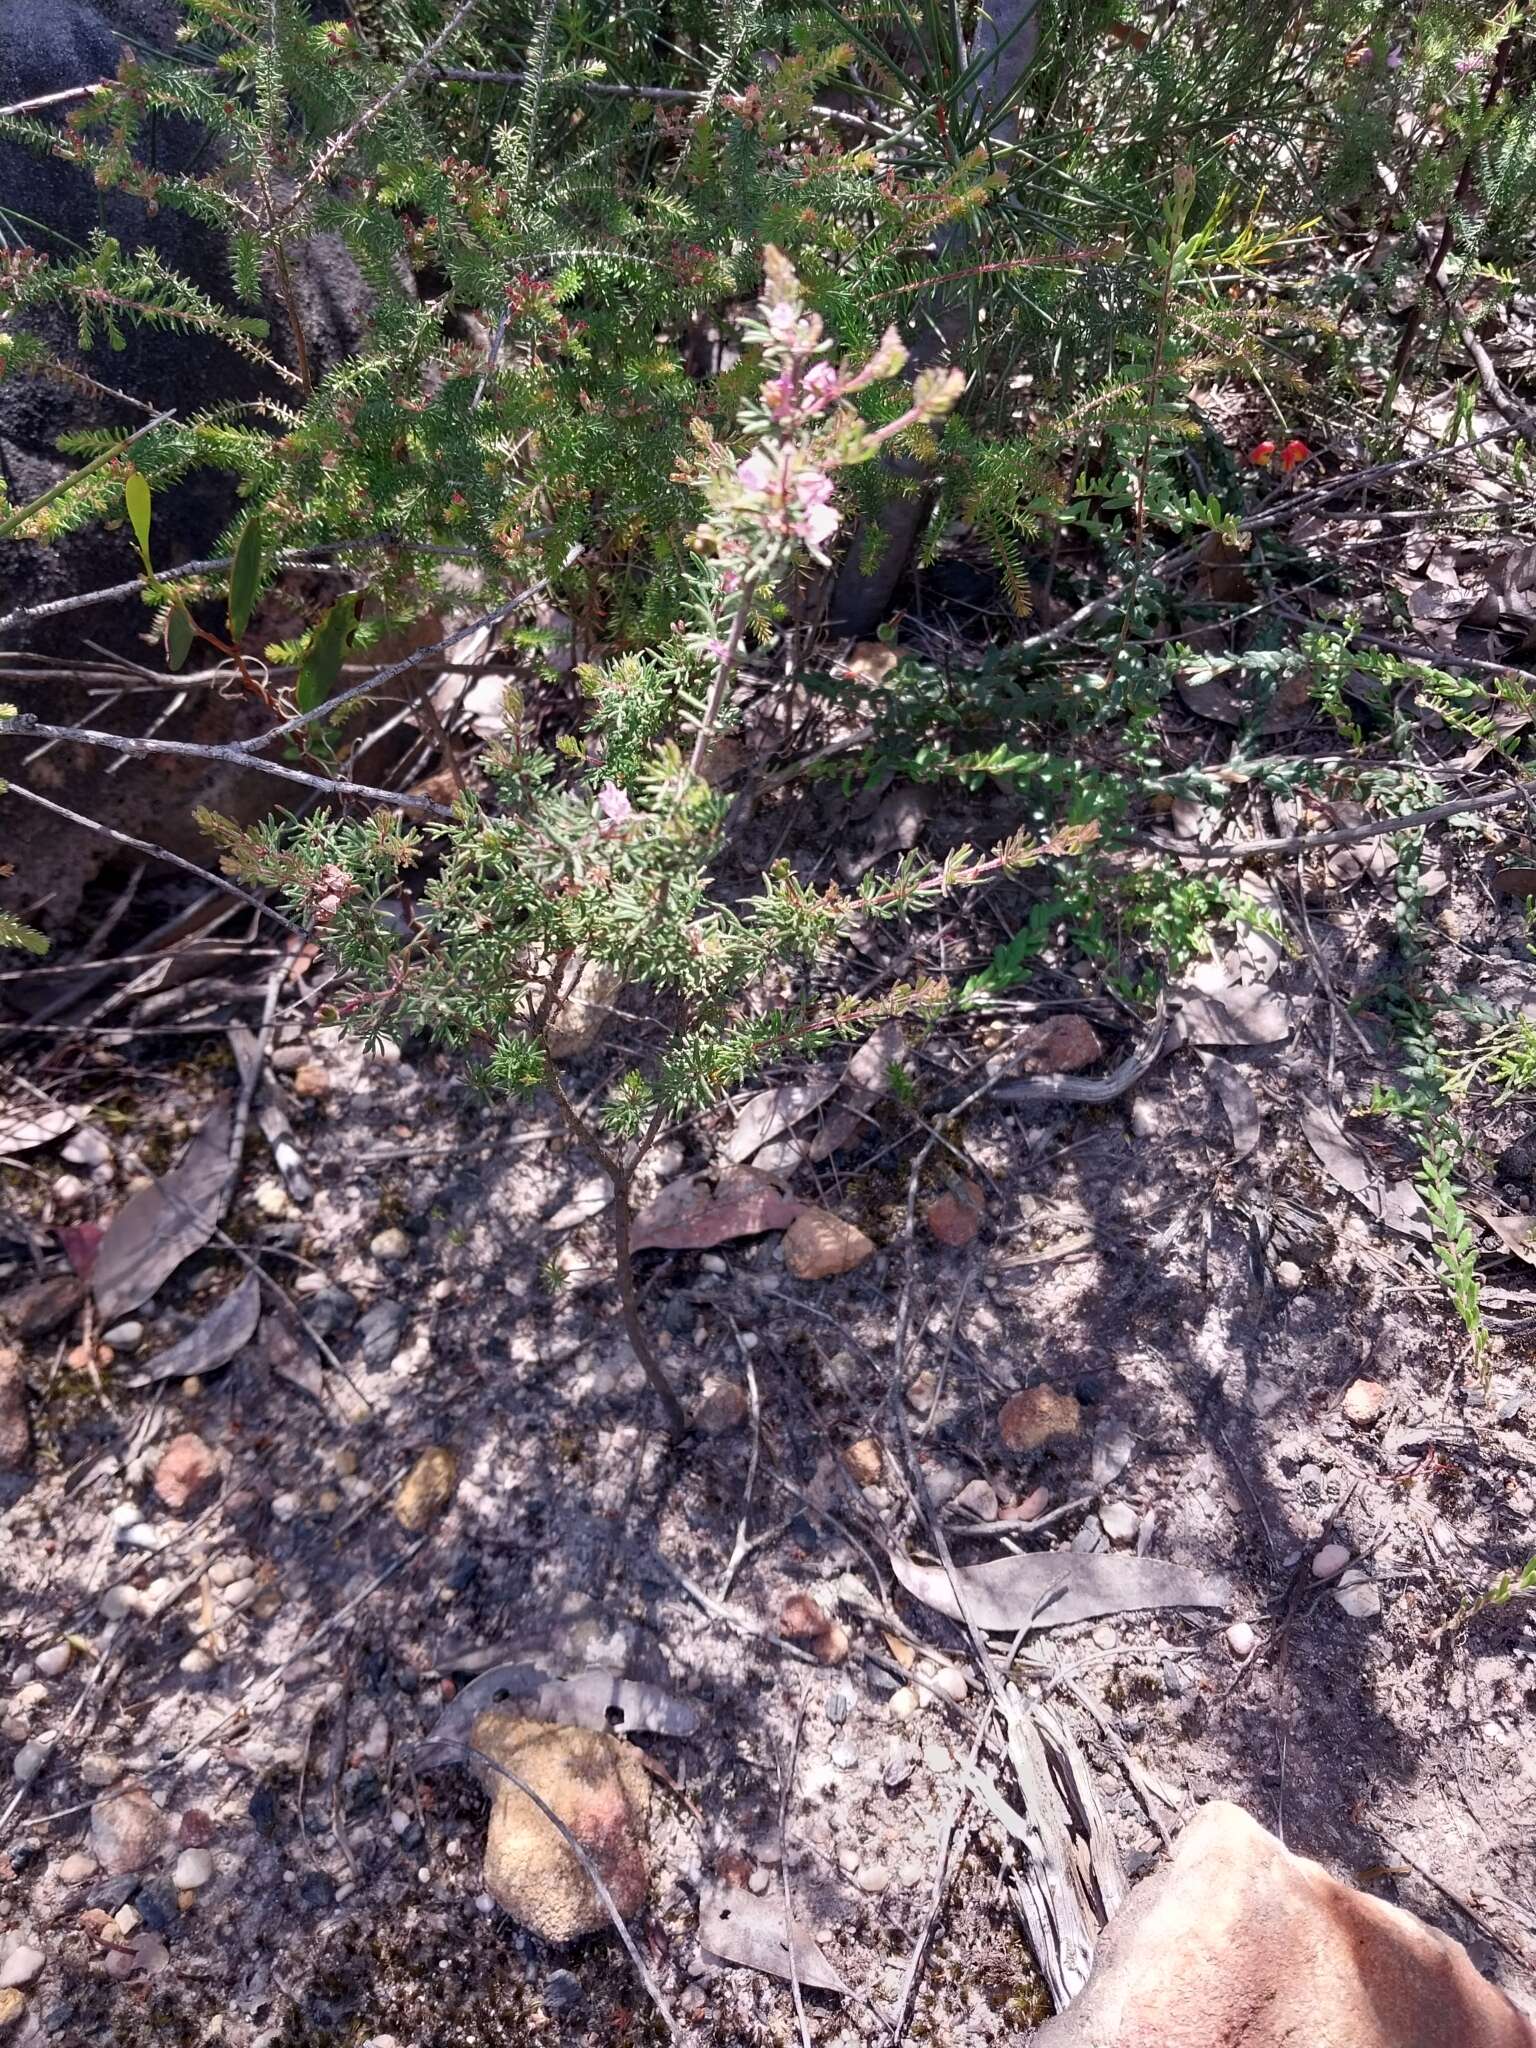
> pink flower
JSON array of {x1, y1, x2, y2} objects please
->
[
  {"x1": 798, "y1": 500, "x2": 841, "y2": 549},
  {"x1": 767, "y1": 303, "x2": 802, "y2": 345},
  {"x1": 596, "y1": 782, "x2": 633, "y2": 824},
  {"x1": 736, "y1": 452, "x2": 776, "y2": 496},
  {"x1": 803, "y1": 362, "x2": 840, "y2": 410},
  {"x1": 1454, "y1": 53, "x2": 1486, "y2": 72}
]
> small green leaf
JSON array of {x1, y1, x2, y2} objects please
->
[
  {"x1": 296, "y1": 592, "x2": 361, "y2": 715},
  {"x1": 228, "y1": 513, "x2": 264, "y2": 640},
  {"x1": 0, "y1": 912, "x2": 49, "y2": 957},
  {"x1": 124, "y1": 468, "x2": 152, "y2": 573},
  {"x1": 166, "y1": 602, "x2": 196, "y2": 672}
]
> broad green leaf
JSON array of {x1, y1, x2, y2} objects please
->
[
  {"x1": 166, "y1": 603, "x2": 196, "y2": 672},
  {"x1": 228, "y1": 513, "x2": 264, "y2": 640},
  {"x1": 124, "y1": 468, "x2": 152, "y2": 573},
  {"x1": 296, "y1": 593, "x2": 361, "y2": 714}
]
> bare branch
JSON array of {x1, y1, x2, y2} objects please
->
[
  {"x1": 2, "y1": 719, "x2": 455, "y2": 820},
  {"x1": 3, "y1": 780, "x2": 305, "y2": 936}
]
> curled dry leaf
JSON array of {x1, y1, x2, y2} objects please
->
[
  {"x1": 778, "y1": 1592, "x2": 849, "y2": 1663},
  {"x1": 1467, "y1": 1198, "x2": 1536, "y2": 1266},
  {"x1": 698, "y1": 1884, "x2": 850, "y2": 1994},
  {"x1": 889, "y1": 1546, "x2": 1229, "y2": 1634},
  {"x1": 421, "y1": 1661, "x2": 701, "y2": 1769},
  {"x1": 1298, "y1": 1097, "x2": 1430, "y2": 1241},
  {"x1": 92, "y1": 1108, "x2": 233, "y2": 1323},
  {"x1": 260, "y1": 1311, "x2": 328, "y2": 1407},
  {"x1": 0, "y1": 1106, "x2": 78, "y2": 1157},
  {"x1": 57, "y1": 1222, "x2": 105, "y2": 1280},
  {"x1": 121, "y1": 1270, "x2": 261, "y2": 1386},
  {"x1": 725, "y1": 1075, "x2": 841, "y2": 1166},
  {"x1": 630, "y1": 1167, "x2": 806, "y2": 1253}
]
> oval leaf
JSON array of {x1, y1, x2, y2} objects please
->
[
  {"x1": 296, "y1": 592, "x2": 360, "y2": 714},
  {"x1": 227, "y1": 513, "x2": 264, "y2": 640},
  {"x1": 124, "y1": 468, "x2": 152, "y2": 573},
  {"x1": 165, "y1": 602, "x2": 195, "y2": 673}
]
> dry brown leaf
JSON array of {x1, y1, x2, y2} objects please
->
[
  {"x1": 889, "y1": 1547, "x2": 1229, "y2": 1633},
  {"x1": 630, "y1": 1168, "x2": 805, "y2": 1253},
  {"x1": 926, "y1": 1180, "x2": 985, "y2": 1247},
  {"x1": 1298, "y1": 1097, "x2": 1430, "y2": 1241},
  {"x1": 844, "y1": 640, "x2": 899, "y2": 683},
  {"x1": 92, "y1": 1108, "x2": 233, "y2": 1324},
  {"x1": 121, "y1": 1270, "x2": 260, "y2": 1386},
  {"x1": 0, "y1": 1106, "x2": 78, "y2": 1156},
  {"x1": 725, "y1": 1075, "x2": 840, "y2": 1165},
  {"x1": 1176, "y1": 986, "x2": 1293, "y2": 1048},
  {"x1": 698, "y1": 1885, "x2": 850, "y2": 1994},
  {"x1": 1199, "y1": 1054, "x2": 1261, "y2": 1158},
  {"x1": 1468, "y1": 1198, "x2": 1536, "y2": 1266}
]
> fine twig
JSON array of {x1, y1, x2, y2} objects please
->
[{"x1": 1133, "y1": 779, "x2": 1531, "y2": 865}]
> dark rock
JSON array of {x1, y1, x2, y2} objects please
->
[
  {"x1": 304, "y1": 1288, "x2": 360, "y2": 1340},
  {"x1": 299, "y1": 1870, "x2": 335, "y2": 1909},
  {"x1": 544, "y1": 1970, "x2": 584, "y2": 2015},
  {"x1": 359, "y1": 1299, "x2": 407, "y2": 1371},
  {"x1": 135, "y1": 1880, "x2": 177, "y2": 1933},
  {"x1": 247, "y1": 1783, "x2": 280, "y2": 1835},
  {"x1": 86, "y1": 1874, "x2": 140, "y2": 1912}
]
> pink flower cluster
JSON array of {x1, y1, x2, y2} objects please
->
[{"x1": 735, "y1": 448, "x2": 841, "y2": 553}]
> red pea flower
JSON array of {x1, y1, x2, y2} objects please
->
[
  {"x1": 1279, "y1": 438, "x2": 1312, "y2": 473},
  {"x1": 1248, "y1": 439, "x2": 1276, "y2": 466}
]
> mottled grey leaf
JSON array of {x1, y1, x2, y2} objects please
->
[
  {"x1": 698, "y1": 1885, "x2": 850, "y2": 1994},
  {"x1": 121, "y1": 1270, "x2": 260, "y2": 1386},
  {"x1": 93, "y1": 1108, "x2": 232, "y2": 1322},
  {"x1": 890, "y1": 1546, "x2": 1228, "y2": 1634}
]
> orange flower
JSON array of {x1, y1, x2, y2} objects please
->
[
  {"x1": 1279, "y1": 438, "x2": 1312, "y2": 472},
  {"x1": 1248, "y1": 439, "x2": 1276, "y2": 466}
]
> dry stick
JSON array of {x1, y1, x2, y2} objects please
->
[
  {"x1": 239, "y1": 550, "x2": 580, "y2": 755},
  {"x1": 2, "y1": 721, "x2": 455, "y2": 820},
  {"x1": 448, "y1": 1741, "x2": 679, "y2": 2039},
  {"x1": 0, "y1": 535, "x2": 477, "y2": 638},
  {"x1": 2, "y1": 781, "x2": 306, "y2": 936},
  {"x1": 778, "y1": 1690, "x2": 815, "y2": 2048},
  {"x1": 1131, "y1": 779, "x2": 1534, "y2": 866}
]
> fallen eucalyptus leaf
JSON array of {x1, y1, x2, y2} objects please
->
[
  {"x1": 1176, "y1": 986, "x2": 1292, "y2": 1048},
  {"x1": 1199, "y1": 1054, "x2": 1261, "y2": 1158},
  {"x1": 1468, "y1": 1198, "x2": 1536, "y2": 1266},
  {"x1": 0, "y1": 1106, "x2": 78, "y2": 1156},
  {"x1": 422, "y1": 1662, "x2": 700, "y2": 1770},
  {"x1": 889, "y1": 1546, "x2": 1228, "y2": 1634},
  {"x1": 260, "y1": 1312, "x2": 328, "y2": 1406},
  {"x1": 726, "y1": 1077, "x2": 840, "y2": 1166},
  {"x1": 121, "y1": 1270, "x2": 260, "y2": 1386},
  {"x1": 93, "y1": 1108, "x2": 233, "y2": 1322},
  {"x1": 631, "y1": 1167, "x2": 805, "y2": 1253},
  {"x1": 697, "y1": 1884, "x2": 850, "y2": 1995},
  {"x1": 1298, "y1": 1097, "x2": 1430, "y2": 1241}
]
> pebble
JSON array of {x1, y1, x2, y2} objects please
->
[
  {"x1": 270, "y1": 1491, "x2": 301, "y2": 1523},
  {"x1": 113, "y1": 1904, "x2": 141, "y2": 1938},
  {"x1": 51, "y1": 1173, "x2": 89, "y2": 1207},
  {"x1": 692, "y1": 1382, "x2": 749, "y2": 1435},
  {"x1": 930, "y1": 1666, "x2": 968, "y2": 1704},
  {"x1": 369, "y1": 1227, "x2": 411, "y2": 1263},
  {"x1": 89, "y1": 1786, "x2": 167, "y2": 1875},
  {"x1": 998, "y1": 1386, "x2": 1081, "y2": 1453},
  {"x1": 78, "y1": 1753, "x2": 121, "y2": 1789},
  {"x1": 856, "y1": 1862, "x2": 891, "y2": 1895},
  {"x1": 173, "y1": 1847, "x2": 213, "y2": 1890},
  {"x1": 904, "y1": 1370, "x2": 938, "y2": 1414},
  {"x1": 98, "y1": 1585, "x2": 146, "y2": 1622},
  {"x1": 222, "y1": 1577, "x2": 258, "y2": 1610},
  {"x1": 1333, "y1": 1568, "x2": 1382, "y2": 1620},
  {"x1": 101, "y1": 1322, "x2": 143, "y2": 1351},
  {"x1": 837, "y1": 1844, "x2": 861, "y2": 1875},
  {"x1": 954, "y1": 1477, "x2": 999, "y2": 1522},
  {"x1": 889, "y1": 1687, "x2": 918, "y2": 1721},
  {"x1": 122, "y1": 1523, "x2": 163, "y2": 1551},
  {"x1": 109, "y1": 1502, "x2": 140, "y2": 1531},
  {"x1": 747, "y1": 1868, "x2": 771, "y2": 1895},
  {"x1": 359, "y1": 1299, "x2": 407, "y2": 1370},
  {"x1": 55, "y1": 1853, "x2": 97, "y2": 1884},
  {"x1": 1342, "y1": 1379, "x2": 1386, "y2": 1429},
  {"x1": 1311, "y1": 1542, "x2": 1350, "y2": 1580},
  {"x1": 33, "y1": 1645, "x2": 71, "y2": 1680},
  {"x1": 829, "y1": 1743, "x2": 858, "y2": 1772},
  {"x1": 898, "y1": 1858, "x2": 925, "y2": 1889},
  {"x1": 544, "y1": 1970, "x2": 583, "y2": 2016},
  {"x1": 921, "y1": 1740, "x2": 952, "y2": 1775},
  {"x1": 394, "y1": 1447, "x2": 457, "y2": 1532},
  {"x1": 1226, "y1": 1621, "x2": 1257, "y2": 1660},
  {"x1": 1091, "y1": 1623, "x2": 1118, "y2": 1651},
  {"x1": 0, "y1": 1949, "x2": 43, "y2": 1990},
  {"x1": 153, "y1": 1432, "x2": 219, "y2": 1511},
  {"x1": 12, "y1": 1740, "x2": 50, "y2": 1784},
  {"x1": 252, "y1": 1180, "x2": 293, "y2": 1220},
  {"x1": 179, "y1": 1649, "x2": 216, "y2": 1678},
  {"x1": 1099, "y1": 1501, "x2": 1140, "y2": 1545},
  {"x1": 1275, "y1": 1260, "x2": 1305, "y2": 1291},
  {"x1": 0, "y1": 1989, "x2": 25, "y2": 2031}
]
